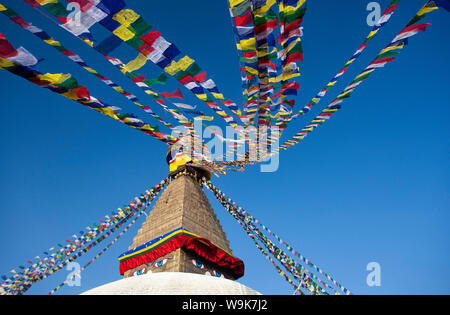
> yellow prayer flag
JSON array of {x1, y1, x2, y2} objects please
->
[
  {"x1": 113, "y1": 25, "x2": 136, "y2": 41},
  {"x1": 0, "y1": 57, "x2": 15, "y2": 68},
  {"x1": 140, "y1": 124, "x2": 155, "y2": 132},
  {"x1": 83, "y1": 67, "x2": 98, "y2": 75},
  {"x1": 337, "y1": 89, "x2": 353, "y2": 99},
  {"x1": 113, "y1": 9, "x2": 140, "y2": 26},
  {"x1": 380, "y1": 43, "x2": 404, "y2": 55},
  {"x1": 36, "y1": 0, "x2": 58, "y2": 5},
  {"x1": 253, "y1": 0, "x2": 276, "y2": 15},
  {"x1": 229, "y1": 0, "x2": 245, "y2": 7},
  {"x1": 269, "y1": 71, "x2": 300, "y2": 83},
  {"x1": 355, "y1": 69, "x2": 375, "y2": 81},
  {"x1": 123, "y1": 53, "x2": 147, "y2": 73},
  {"x1": 367, "y1": 29, "x2": 379, "y2": 39},
  {"x1": 240, "y1": 38, "x2": 256, "y2": 51},
  {"x1": 417, "y1": 5, "x2": 438, "y2": 16},
  {"x1": 177, "y1": 56, "x2": 195, "y2": 71},
  {"x1": 81, "y1": 38, "x2": 94, "y2": 47},
  {"x1": 38, "y1": 73, "x2": 72, "y2": 84},
  {"x1": 256, "y1": 50, "x2": 270, "y2": 58},
  {"x1": 196, "y1": 93, "x2": 208, "y2": 101},
  {"x1": 95, "y1": 107, "x2": 119, "y2": 120},
  {"x1": 211, "y1": 92, "x2": 225, "y2": 100},
  {"x1": 145, "y1": 90, "x2": 158, "y2": 96},
  {"x1": 61, "y1": 90, "x2": 81, "y2": 101},
  {"x1": 344, "y1": 58, "x2": 356, "y2": 67},
  {"x1": 326, "y1": 81, "x2": 337, "y2": 87},
  {"x1": 245, "y1": 66, "x2": 258, "y2": 75},
  {"x1": 43, "y1": 38, "x2": 61, "y2": 46},
  {"x1": 164, "y1": 60, "x2": 180, "y2": 76},
  {"x1": 112, "y1": 86, "x2": 125, "y2": 93},
  {"x1": 279, "y1": 0, "x2": 305, "y2": 15}
]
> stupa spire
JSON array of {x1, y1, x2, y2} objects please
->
[{"x1": 118, "y1": 147, "x2": 244, "y2": 280}]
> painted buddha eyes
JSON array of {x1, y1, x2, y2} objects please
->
[
  {"x1": 152, "y1": 257, "x2": 172, "y2": 269},
  {"x1": 130, "y1": 257, "x2": 173, "y2": 277},
  {"x1": 211, "y1": 270, "x2": 225, "y2": 278},
  {"x1": 132, "y1": 268, "x2": 145, "y2": 277},
  {"x1": 190, "y1": 258, "x2": 225, "y2": 278},
  {"x1": 190, "y1": 258, "x2": 206, "y2": 270}
]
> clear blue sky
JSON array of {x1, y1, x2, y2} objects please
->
[{"x1": 0, "y1": 0, "x2": 449, "y2": 295}]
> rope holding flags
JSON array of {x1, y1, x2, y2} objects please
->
[
  {"x1": 208, "y1": 181, "x2": 351, "y2": 294},
  {"x1": 278, "y1": 0, "x2": 446, "y2": 153},
  {"x1": 0, "y1": 34, "x2": 179, "y2": 145},
  {"x1": 0, "y1": 178, "x2": 169, "y2": 295},
  {"x1": 204, "y1": 179, "x2": 351, "y2": 295},
  {"x1": 47, "y1": 184, "x2": 163, "y2": 295},
  {"x1": 25, "y1": 0, "x2": 246, "y2": 128},
  {"x1": 0, "y1": 2, "x2": 180, "y2": 137},
  {"x1": 214, "y1": 0, "x2": 449, "y2": 168},
  {"x1": 290, "y1": 0, "x2": 402, "y2": 121}
]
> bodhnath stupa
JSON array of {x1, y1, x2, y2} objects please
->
[{"x1": 82, "y1": 146, "x2": 260, "y2": 295}]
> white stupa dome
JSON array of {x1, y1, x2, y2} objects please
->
[{"x1": 81, "y1": 272, "x2": 261, "y2": 295}]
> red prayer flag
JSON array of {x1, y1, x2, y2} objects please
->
[
  {"x1": 141, "y1": 31, "x2": 162, "y2": 46},
  {"x1": 234, "y1": 10, "x2": 253, "y2": 26},
  {"x1": 0, "y1": 33, "x2": 18, "y2": 58},
  {"x1": 160, "y1": 88, "x2": 184, "y2": 99},
  {"x1": 23, "y1": 0, "x2": 39, "y2": 7},
  {"x1": 74, "y1": 86, "x2": 90, "y2": 99},
  {"x1": 193, "y1": 72, "x2": 206, "y2": 83}
]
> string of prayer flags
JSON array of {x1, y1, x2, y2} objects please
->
[
  {"x1": 102, "y1": 3, "x2": 245, "y2": 127},
  {"x1": 251, "y1": 0, "x2": 279, "y2": 127},
  {"x1": 49, "y1": 204, "x2": 147, "y2": 294},
  {"x1": 262, "y1": 0, "x2": 305, "y2": 130},
  {"x1": 44, "y1": 185, "x2": 164, "y2": 295},
  {"x1": 0, "y1": 36, "x2": 177, "y2": 145},
  {"x1": 206, "y1": 177, "x2": 308, "y2": 293},
  {"x1": 1, "y1": 178, "x2": 169, "y2": 295},
  {"x1": 211, "y1": 182, "x2": 352, "y2": 295},
  {"x1": 228, "y1": 202, "x2": 306, "y2": 294},
  {"x1": 288, "y1": 0, "x2": 402, "y2": 122},
  {"x1": 232, "y1": 0, "x2": 444, "y2": 162},
  {"x1": 24, "y1": 1, "x2": 242, "y2": 157},
  {"x1": 205, "y1": 181, "x2": 351, "y2": 295},
  {"x1": 226, "y1": 0, "x2": 307, "y2": 160},
  {"x1": 272, "y1": 0, "x2": 306, "y2": 119},
  {"x1": 48, "y1": 179, "x2": 168, "y2": 295},
  {"x1": 204, "y1": 180, "x2": 333, "y2": 295},
  {"x1": 25, "y1": 0, "x2": 245, "y2": 129},
  {"x1": 0, "y1": 2, "x2": 178, "y2": 135},
  {"x1": 279, "y1": 0, "x2": 442, "y2": 152},
  {"x1": 104, "y1": 55, "x2": 195, "y2": 129},
  {"x1": 229, "y1": 1, "x2": 271, "y2": 124}
]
